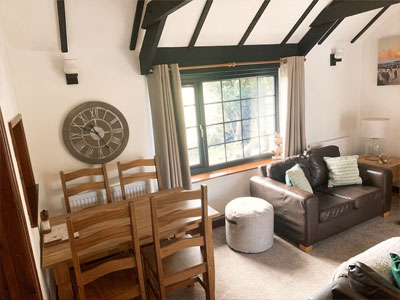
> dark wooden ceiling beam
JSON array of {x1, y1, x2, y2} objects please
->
[
  {"x1": 311, "y1": 0, "x2": 399, "y2": 26},
  {"x1": 351, "y1": 6, "x2": 390, "y2": 43},
  {"x1": 151, "y1": 44, "x2": 298, "y2": 73},
  {"x1": 238, "y1": 0, "x2": 271, "y2": 46},
  {"x1": 281, "y1": 0, "x2": 319, "y2": 45},
  {"x1": 298, "y1": 22, "x2": 335, "y2": 55},
  {"x1": 298, "y1": 0, "x2": 399, "y2": 56},
  {"x1": 130, "y1": 0, "x2": 145, "y2": 50},
  {"x1": 56, "y1": 0, "x2": 68, "y2": 53},
  {"x1": 141, "y1": 0, "x2": 193, "y2": 29},
  {"x1": 317, "y1": 18, "x2": 344, "y2": 45},
  {"x1": 189, "y1": 0, "x2": 213, "y2": 48},
  {"x1": 139, "y1": 19, "x2": 167, "y2": 74},
  {"x1": 140, "y1": 0, "x2": 193, "y2": 74}
]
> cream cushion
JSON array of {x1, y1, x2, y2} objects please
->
[
  {"x1": 323, "y1": 155, "x2": 362, "y2": 187},
  {"x1": 285, "y1": 164, "x2": 313, "y2": 193},
  {"x1": 225, "y1": 197, "x2": 274, "y2": 253}
]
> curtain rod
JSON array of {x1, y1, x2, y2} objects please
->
[{"x1": 148, "y1": 58, "x2": 307, "y2": 73}]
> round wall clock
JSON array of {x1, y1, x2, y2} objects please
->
[{"x1": 62, "y1": 101, "x2": 129, "y2": 164}]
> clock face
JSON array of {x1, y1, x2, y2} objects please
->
[{"x1": 62, "y1": 101, "x2": 129, "y2": 164}]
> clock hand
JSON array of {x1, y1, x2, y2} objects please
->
[{"x1": 89, "y1": 125, "x2": 111, "y2": 150}]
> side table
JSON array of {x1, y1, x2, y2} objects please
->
[{"x1": 358, "y1": 155, "x2": 400, "y2": 184}]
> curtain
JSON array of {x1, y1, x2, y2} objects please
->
[
  {"x1": 146, "y1": 64, "x2": 192, "y2": 190},
  {"x1": 280, "y1": 56, "x2": 306, "y2": 158}
]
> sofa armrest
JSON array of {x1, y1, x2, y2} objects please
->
[
  {"x1": 310, "y1": 277, "x2": 368, "y2": 300},
  {"x1": 250, "y1": 176, "x2": 319, "y2": 246},
  {"x1": 358, "y1": 162, "x2": 393, "y2": 213}
]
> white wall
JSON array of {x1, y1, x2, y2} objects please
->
[
  {"x1": 360, "y1": 6, "x2": 400, "y2": 156},
  {"x1": 0, "y1": 27, "x2": 49, "y2": 300},
  {"x1": 7, "y1": 48, "x2": 154, "y2": 215},
  {"x1": 305, "y1": 40, "x2": 362, "y2": 154}
]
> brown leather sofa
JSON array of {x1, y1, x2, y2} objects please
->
[{"x1": 250, "y1": 146, "x2": 392, "y2": 252}]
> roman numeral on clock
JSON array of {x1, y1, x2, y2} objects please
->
[
  {"x1": 73, "y1": 140, "x2": 86, "y2": 152},
  {"x1": 110, "y1": 136, "x2": 121, "y2": 145},
  {"x1": 89, "y1": 108, "x2": 99, "y2": 120},
  {"x1": 85, "y1": 147, "x2": 94, "y2": 158}
]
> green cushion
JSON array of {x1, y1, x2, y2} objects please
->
[
  {"x1": 390, "y1": 252, "x2": 400, "y2": 288},
  {"x1": 323, "y1": 155, "x2": 362, "y2": 188},
  {"x1": 285, "y1": 164, "x2": 313, "y2": 193}
]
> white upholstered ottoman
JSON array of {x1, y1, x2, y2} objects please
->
[{"x1": 225, "y1": 197, "x2": 274, "y2": 253}]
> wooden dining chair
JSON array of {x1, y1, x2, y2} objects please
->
[
  {"x1": 60, "y1": 164, "x2": 112, "y2": 213},
  {"x1": 66, "y1": 201, "x2": 147, "y2": 300},
  {"x1": 141, "y1": 185, "x2": 214, "y2": 300},
  {"x1": 117, "y1": 156, "x2": 163, "y2": 200}
]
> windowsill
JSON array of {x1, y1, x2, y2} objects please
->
[{"x1": 191, "y1": 157, "x2": 279, "y2": 183}]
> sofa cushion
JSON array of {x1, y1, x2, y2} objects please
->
[
  {"x1": 348, "y1": 261, "x2": 400, "y2": 299},
  {"x1": 315, "y1": 185, "x2": 381, "y2": 209},
  {"x1": 316, "y1": 191, "x2": 353, "y2": 222},
  {"x1": 306, "y1": 145, "x2": 340, "y2": 187},
  {"x1": 285, "y1": 164, "x2": 313, "y2": 193},
  {"x1": 267, "y1": 155, "x2": 310, "y2": 183},
  {"x1": 323, "y1": 155, "x2": 362, "y2": 187}
]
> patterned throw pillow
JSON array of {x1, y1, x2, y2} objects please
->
[
  {"x1": 323, "y1": 155, "x2": 362, "y2": 188},
  {"x1": 285, "y1": 164, "x2": 313, "y2": 193}
]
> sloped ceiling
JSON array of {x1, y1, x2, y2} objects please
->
[
  {"x1": 158, "y1": 0, "x2": 393, "y2": 47},
  {"x1": 0, "y1": 0, "x2": 399, "y2": 72}
]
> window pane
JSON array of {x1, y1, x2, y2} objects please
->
[
  {"x1": 184, "y1": 106, "x2": 197, "y2": 127},
  {"x1": 260, "y1": 116, "x2": 275, "y2": 136},
  {"x1": 225, "y1": 121, "x2": 241, "y2": 142},
  {"x1": 259, "y1": 97, "x2": 275, "y2": 117},
  {"x1": 223, "y1": 101, "x2": 241, "y2": 122},
  {"x1": 206, "y1": 124, "x2": 224, "y2": 146},
  {"x1": 258, "y1": 76, "x2": 275, "y2": 96},
  {"x1": 242, "y1": 119, "x2": 259, "y2": 139},
  {"x1": 203, "y1": 81, "x2": 221, "y2": 103},
  {"x1": 260, "y1": 135, "x2": 274, "y2": 153},
  {"x1": 240, "y1": 77, "x2": 257, "y2": 99},
  {"x1": 226, "y1": 141, "x2": 243, "y2": 161},
  {"x1": 242, "y1": 99, "x2": 258, "y2": 120},
  {"x1": 222, "y1": 79, "x2": 240, "y2": 101},
  {"x1": 208, "y1": 144, "x2": 226, "y2": 165},
  {"x1": 204, "y1": 103, "x2": 223, "y2": 125},
  {"x1": 244, "y1": 138, "x2": 260, "y2": 157},
  {"x1": 186, "y1": 128, "x2": 199, "y2": 148},
  {"x1": 188, "y1": 148, "x2": 200, "y2": 166},
  {"x1": 182, "y1": 86, "x2": 195, "y2": 105}
]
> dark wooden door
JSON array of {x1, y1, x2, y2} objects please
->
[{"x1": 0, "y1": 107, "x2": 43, "y2": 300}]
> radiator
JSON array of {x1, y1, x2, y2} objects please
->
[
  {"x1": 307, "y1": 136, "x2": 352, "y2": 155},
  {"x1": 68, "y1": 180, "x2": 157, "y2": 212}
]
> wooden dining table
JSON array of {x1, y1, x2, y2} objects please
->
[{"x1": 41, "y1": 187, "x2": 220, "y2": 300}]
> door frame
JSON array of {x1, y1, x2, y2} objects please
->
[{"x1": 0, "y1": 107, "x2": 43, "y2": 299}]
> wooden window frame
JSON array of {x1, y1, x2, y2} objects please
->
[
  {"x1": 8, "y1": 114, "x2": 38, "y2": 228},
  {"x1": 181, "y1": 68, "x2": 279, "y2": 175}
]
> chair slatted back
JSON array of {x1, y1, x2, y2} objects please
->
[
  {"x1": 117, "y1": 156, "x2": 163, "y2": 200},
  {"x1": 66, "y1": 202, "x2": 145, "y2": 299},
  {"x1": 60, "y1": 164, "x2": 112, "y2": 213},
  {"x1": 149, "y1": 185, "x2": 211, "y2": 282}
]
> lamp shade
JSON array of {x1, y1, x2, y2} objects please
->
[{"x1": 361, "y1": 118, "x2": 389, "y2": 139}]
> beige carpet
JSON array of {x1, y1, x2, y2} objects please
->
[{"x1": 168, "y1": 195, "x2": 400, "y2": 300}]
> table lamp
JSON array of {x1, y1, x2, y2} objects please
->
[{"x1": 361, "y1": 117, "x2": 389, "y2": 160}]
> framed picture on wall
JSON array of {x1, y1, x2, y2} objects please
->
[{"x1": 377, "y1": 36, "x2": 400, "y2": 86}]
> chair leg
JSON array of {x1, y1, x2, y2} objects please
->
[
  {"x1": 159, "y1": 285, "x2": 167, "y2": 300},
  {"x1": 202, "y1": 272, "x2": 211, "y2": 300}
]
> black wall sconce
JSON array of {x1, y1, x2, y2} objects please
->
[
  {"x1": 330, "y1": 48, "x2": 343, "y2": 66},
  {"x1": 64, "y1": 59, "x2": 78, "y2": 84}
]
